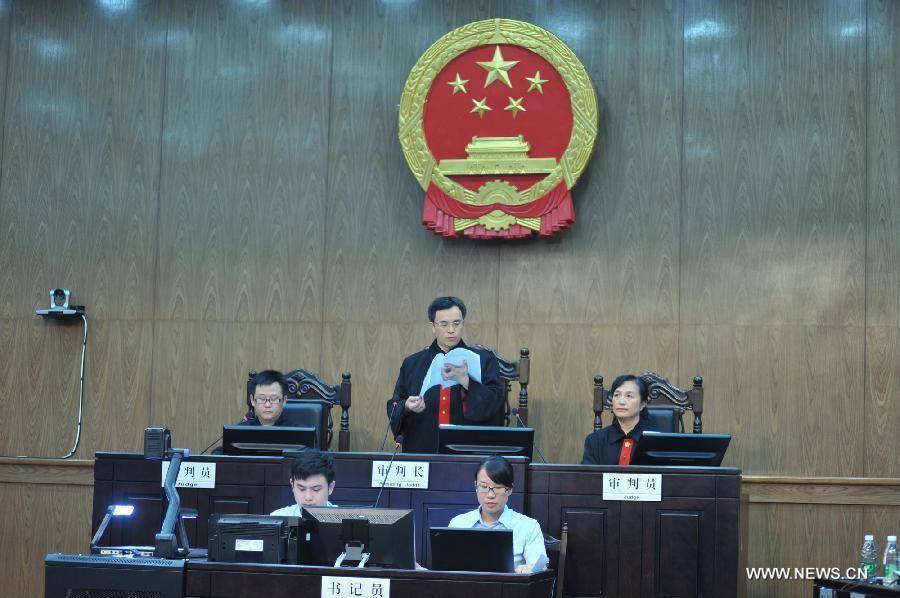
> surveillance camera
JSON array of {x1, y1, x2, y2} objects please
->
[
  {"x1": 36, "y1": 288, "x2": 83, "y2": 317},
  {"x1": 50, "y1": 288, "x2": 70, "y2": 309}
]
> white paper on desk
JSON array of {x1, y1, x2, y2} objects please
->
[{"x1": 419, "y1": 348, "x2": 481, "y2": 397}]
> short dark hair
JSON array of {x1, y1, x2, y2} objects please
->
[
  {"x1": 290, "y1": 449, "x2": 336, "y2": 484},
  {"x1": 475, "y1": 455, "x2": 514, "y2": 488},
  {"x1": 607, "y1": 374, "x2": 649, "y2": 404},
  {"x1": 427, "y1": 296, "x2": 467, "y2": 322},
  {"x1": 249, "y1": 369, "x2": 287, "y2": 397}
]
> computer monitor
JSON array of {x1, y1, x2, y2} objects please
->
[
  {"x1": 45, "y1": 553, "x2": 185, "y2": 598},
  {"x1": 630, "y1": 431, "x2": 732, "y2": 466},
  {"x1": 437, "y1": 424, "x2": 534, "y2": 459},
  {"x1": 207, "y1": 514, "x2": 301, "y2": 564},
  {"x1": 222, "y1": 424, "x2": 318, "y2": 456},
  {"x1": 429, "y1": 527, "x2": 514, "y2": 573},
  {"x1": 300, "y1": 507, "x2": 415, "y2": 570}
]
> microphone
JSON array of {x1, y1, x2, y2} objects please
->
[
  {"x1": 199, "y1": 435, "x2": 223, "y2": 455},
  {"x1": 380, "y1": 399, "x2": 400, "y2": 452},
  {"x1": 373, "y1": 435, "x2": 403, "y2": 508},
  {"x1": 511, "y1": 408, "x2": 547, "y2": 463}
]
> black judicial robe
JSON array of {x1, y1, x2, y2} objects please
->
[
  {"x1": 581, "y1": 412, "x2": 654, "y2": 465},
  {"x1": 387, "y1": 339, "x2": 504, "y2": 454}
]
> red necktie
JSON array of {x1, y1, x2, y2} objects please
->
[
  {"x1": 618, "y1": 438, "x2": 634, "y2": 465},
  {"x1": 439, "y1": 386, "x2": 451, "y2": 425}
]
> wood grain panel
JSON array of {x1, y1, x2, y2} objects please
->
[
  {"x1": 150, "y1": 320, "x2": 323, "y2": 453},
  {"x1": 0, "y1": 481, "x2": 93, "y2": 598},
  {"x1": 499, "y1": 0, "x2": 681, "y2": 326},
  {"x1": 320, "y1": 321, "x2": 499, "y2": 453},
  {"x1": 680, "y1": 325, "x2": 864, "y2": 476},
  {"x1": 866, "y1": 327, "x2": 900, "y2": 478},
  {"x1": 865, "y1": 1, "x2": 900, "y2": 481},
  {"x1": 745, "y1": 503, "x2": 863, "y2": 598},
  {"x1": 0, "y1": 457, "x2": 92, "y2": 485},
  {"x1": 0, "y1": 317, "x2": 87, "y2": 458},
  {"x1": 682, "y1": 0, "x2": 866, "y2": 327},
  {"x1": 0, "y1": 0, "x2": 166, "y2": 320},
  {"x1": 323, "y1": 0, "x2": 501, "y2": 326},
  {"x1": 0, "y1": 1, "x2": 9, "y2": 200},
  {"x1": 499, "y1": 323, "x2": 678, "y2": 464},
  {"x1": 866, "y1": 0, "x2": 900, "y2": 327},
  {"x1": 743, "y1": 476, "x2": 900, "y2": 506},
  {"x1": 0, "y1": 318, "x2": 152, "y2": 458},
  {"x1": 155, "y1": 0, "x2": 331, "y2": 323}
]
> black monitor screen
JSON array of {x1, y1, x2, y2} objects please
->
[
  {"x1": 222, "y1": 425, "x2": 317, "y2": 456},
  {"x1": 631, "y1": 431, "x2": 732, "y2": 467},
  {"x1": 429, "y1": 527, "x2": 514, "y2": 573},
  {"x1": 300, "y1": 507, "x2": 415, "y2": 570},
  {"x1": 437, "y1": 424, "x2": 534, "y2": 459},
  {"x1": 208, "y1": 514, "x2": 301, "y2": 564}
]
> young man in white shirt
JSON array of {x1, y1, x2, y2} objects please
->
[{"x1": 270, "y1": 450, "x2": 337, "y2": 515}]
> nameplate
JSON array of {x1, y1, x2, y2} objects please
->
[
  {"x1": 322, "y1": 575, "x2": 390, "y2": 598},
  {"x1": 370, "y1": 461, "x2": 429, "y2": 489},
  {"x1": 602, "y1": 473, "x2": 661, "y2": 501},
  {"x1": 161, "y1": 461, "x2": 216, "y2": 488}
]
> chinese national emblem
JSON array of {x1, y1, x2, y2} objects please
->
[{"x1": 399, "y1": 19, "x2": 598, "y2": 239}]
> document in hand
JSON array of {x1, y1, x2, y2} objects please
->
[{"x1": 419, "y1": 347, "x2": 482, "y2": 397}]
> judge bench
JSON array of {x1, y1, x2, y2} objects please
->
[{"x1": 85, "y1": 451, "x2": 742, "y2": 597}]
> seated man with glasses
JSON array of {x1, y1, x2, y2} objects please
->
[
  {"x1": 240, "y1": 369, "x2": 289, "y2": 426},
  {"x1": 448, "y1": 456, "x2": 546, "y2": 574},
  {"x1": 387, "y1": 296, "x2": 504, "y2": 453}
]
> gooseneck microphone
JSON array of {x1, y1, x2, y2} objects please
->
[
  {"x1": 199, "y1": 435, "x2": 223, "y2": 455},
  {"x1": 511, "y1": 408, "x2": 547, "y2": 463},
  {"x1": 380, "y1": 399, "x2": 401, "y2": 452},
  {"x1": 373, "y1": 435, "x2": 403, "y2": 508}
]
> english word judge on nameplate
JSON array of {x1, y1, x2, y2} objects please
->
[
  {"x1": 602, "y1": 473, "x2": 662, "y2": 502},
  {"x1": 160, "y1": 461, "x2": 217, "y2": 489},
  {"x1": 370, "y1": 461, "x2": 429, "y2": 489}
]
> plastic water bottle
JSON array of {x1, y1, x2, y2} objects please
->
[
  {"x1": 860, "y1": 534, "x2": 877, "y2": 579},
  {"x1": 884, "y1": 535, "x2": 899, "y2": 585}
]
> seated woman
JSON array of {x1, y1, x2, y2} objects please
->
[
  {"x1": 582, "y1": 374, "x2": 652, "y2": 465},
  {"x1": 448, "y1": 455, "x2": 547, "y2": 573}
]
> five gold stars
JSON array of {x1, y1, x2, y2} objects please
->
[
  {"x1": 470, "y1": 97, "x2": 492, "y2": 119},
  {"x1": 476, "y1": 46, "x2": 519, "y2": 88},
  {"x1": 504, "y1": 97, "x2": 526, "y2": 118},
  {"x1": 525, "y1": 70, "x2": 549, "y2": 94},
  {"x1": 447, "y1": 73, "x2": 468, "y2": 94}
]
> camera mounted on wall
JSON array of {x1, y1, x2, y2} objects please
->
[{"x1": 36, "y1": 288, "x2": 85, "y2": 318}]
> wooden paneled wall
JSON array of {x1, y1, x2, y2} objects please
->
[{"x1": 0, "y1": 1, "x2": 896, "y2": 596}]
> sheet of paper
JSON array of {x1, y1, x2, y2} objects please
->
[{"x1": 418, "y1": 347, "x2": 481, "y2": 397}]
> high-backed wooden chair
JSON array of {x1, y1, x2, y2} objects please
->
[
  {"x1": 247, "y1": 369, "x2": 352, "y2": 451},
  {"x1": 592, "y1": 371, "x2": 704, "y2": 433},
  {"x1": 471, "y1": 345, "x2": 530, "y2": 426}
]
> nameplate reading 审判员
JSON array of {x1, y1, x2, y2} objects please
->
[
  {"x1": 161, "y1": 461, "x2": 217, "y2": 489},
  {"x1": 602, "y1": 473, "x2": 662, "y2": 502}
]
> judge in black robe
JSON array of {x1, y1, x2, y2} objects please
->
[{"x1": 386, "y1": 297, "x2": 504, "y2": 454}]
